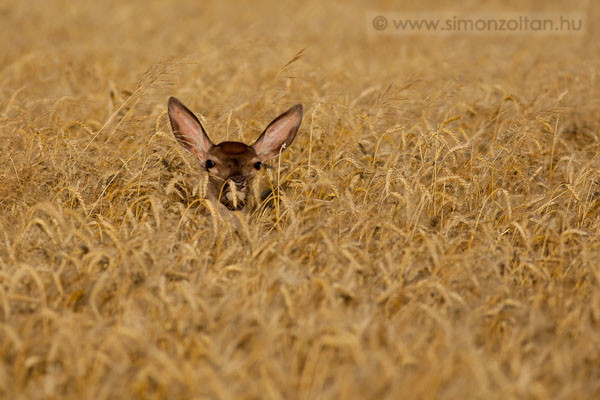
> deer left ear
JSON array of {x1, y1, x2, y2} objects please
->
[
  {"x1": 167, "y1": 97, "x2": 213, "y2": 161},
  {"x1": 252, "y1": 104, "x2": 303, "y2": 162}
]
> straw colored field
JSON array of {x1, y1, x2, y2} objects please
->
[{"x1": 1, "y1": 0, "x2": 600, "y2": 398}]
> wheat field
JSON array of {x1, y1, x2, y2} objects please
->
[{"x1": 1, "y1": 0, "x2": 600, "y2": 399}]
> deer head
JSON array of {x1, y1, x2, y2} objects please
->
[{"x1": 167, "y1": 97, "x2": 303, "y2": 210}]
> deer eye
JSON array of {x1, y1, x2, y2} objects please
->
[
  {"x1": 206, "y1": 160, "x2": 215, "y2": 169},
  {"x1": 253, "y1": 161, "x2": 262, "y2": 170}
]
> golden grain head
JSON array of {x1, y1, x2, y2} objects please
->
[{"x1": 1, "y1": 0, "x2": 600, "y2": 398}]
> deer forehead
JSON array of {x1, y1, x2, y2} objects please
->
[{"x1": 209, "y1": 141, "x2": 258, "y2": 163}]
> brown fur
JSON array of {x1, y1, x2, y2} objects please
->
[
  {"x1": 204, "y1": 142, "x2": 261, "y2": 210},
  {"x1": 167, "y1": 97, "x2": 303, "y2": 211}
]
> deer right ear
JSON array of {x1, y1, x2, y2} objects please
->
[
  {"x1": 252, "y1": 104, "x2": 303, "y2": 162},
  {"x1": 167, "y1": 97, "x2": 213, "y2": 161}
]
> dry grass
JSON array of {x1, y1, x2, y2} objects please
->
[{"x1": 2, "y1": 0, "x2": 600, "y2": 398}]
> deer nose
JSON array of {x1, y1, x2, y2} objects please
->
[{"x1": 228, "y1": 175, "x2": 247, "y2": 186}]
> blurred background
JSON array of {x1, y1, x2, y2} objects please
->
[{"x1": 3, "y1": 0, "x2": 597, "y2": 126}]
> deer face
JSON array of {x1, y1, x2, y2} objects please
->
[
  {"x1": 167, "y1": 97, "x2": 303, "y2": 210},
  {"x1": 203, "y1": 141, "x2": 261, "y2": 209}
]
